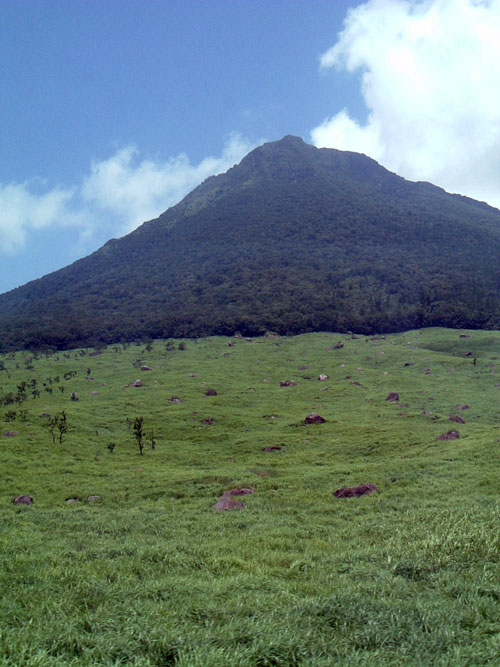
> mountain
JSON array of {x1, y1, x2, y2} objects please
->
[{"x1": 1, "y1": 135, "x2": 500, "y2": 351}]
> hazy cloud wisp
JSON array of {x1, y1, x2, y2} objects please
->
[
  {"x1": 0, "y1": 134, "x2": 257, "y2": 253},
  {"x1": 311, "y1": 0, "x2": 500, "y2": 208}
]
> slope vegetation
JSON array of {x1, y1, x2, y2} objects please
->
[{"x1": 1, "y1": 136, "x2": 500, "y2": 350}]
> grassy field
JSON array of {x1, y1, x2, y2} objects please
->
[{"x1": 1, "y1": 328, "x2": 499, "y2": 666}]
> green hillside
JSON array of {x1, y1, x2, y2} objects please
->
[
  {"x1": 1, "y1": 329, "x2": 499, "y2": 664},
  {"x1": 1, "y1": 136, "x2": 500, "y2": 351}
]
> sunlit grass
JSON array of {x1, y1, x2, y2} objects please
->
[{"x1": 1, "y1": 328, "x2": 499, "y2": 665}]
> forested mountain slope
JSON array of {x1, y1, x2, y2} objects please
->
[{"x1": 1, "y1": 135, "x2": 499, "y2": 350}]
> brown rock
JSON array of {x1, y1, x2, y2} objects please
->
[
  {"x1": 449, "y1": 415, "x2": 465, "y2": 424},
  {"x1": 223, "y1": 488, "x2": 254, "y2": 496},
  {"x1": 386, "y1": 392, "x2": 399, "y2": 401},
  {"x1": 205, "y1": 388, "x2": 217, "y2": 396},
  {"x1": 264, "y1": 446, "x2": 282, "y2": 452},
  {"x1": 202, "y1": 417, "x2": 215, "y2": 425},
  {"x1": 87, "y1": 495, "x2": 101, "y2": 503},
  {"x1": 298, "y1": 365, "x2": 308, "y2": 370},
  {"x1": 13, "y1": 495, "x2": 33, "y2": 505},
  {"x1": 280, "y1": 380, "x2": 298, "y2": 387},
  {"x1": 213, "y1": 497, "x2": 245, "y2": 511},
  {"x1": 3, "y1": 431, "x2": 15, "y2": 437},
  {"x1": 141, "y1": 365, "x2": 152, "y2": 371},
  {"x1": 304, "y1": 413, "x2": 326, "y2": 424},
  {"x1": 456, "y1": 404, "x2": 469, "y2": 410},
  {"x1": 169, "y1": 396, "x2": 181, "y2": 403},
  {"x1": 436, "y1": 430, "x2": 460, "y2": 440},
  {"x1": 333, "y1": 483, "x2": 378, "y2": 498},
  {"x1": 132, "y1": 379, "x2": 142, "y2": 387}
]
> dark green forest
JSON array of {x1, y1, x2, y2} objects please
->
[{"x1": 1, "y1": 136, "x2": 499, "y2": 351}]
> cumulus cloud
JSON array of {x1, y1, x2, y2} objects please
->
[
  {"x1": 0, "y1": 134, "x2": 257, "y2": 253},
  {"x1": 311, "y1": 0, "x2": 500, "y2": 208}
]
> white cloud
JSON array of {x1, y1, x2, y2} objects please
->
[
  {"x1": 0, "y1": 134, "x2": 258, "y2": 253},
  {"x1": 311, "y1": 0, "x2": 500, "y2": 208}
]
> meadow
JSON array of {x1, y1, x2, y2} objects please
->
[{"x1": 1, "y1": 328, "x2": 499, "y2": 666}]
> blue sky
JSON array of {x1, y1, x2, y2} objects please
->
[{"x1": 2, "y1": 0, "x2": 500, "y2": 294}]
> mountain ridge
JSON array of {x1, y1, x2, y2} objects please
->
[{"x1": 1, "y1": 136, "x2": 499, "y2": 350}]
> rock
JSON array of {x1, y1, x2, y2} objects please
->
[
  {"x1": 404, "y1": 362, "x2": 414, "y2": 367},
  {"x1": 298, "y1": 365, "x2": 308, "y2": 370},
  {"x1": 464, "y1": 352, "x2": 473, "y2": 357},
  {"x1": 318, "y1": 374, "x2": 329, "y2": 381},
  {"x1": 456, "y1": 404, "x2": 469, "y2": 410},
  {"x1": 228, "y1": 342, "x2": 235, "y2": 347},
  {"x1": 213, "y1": 497, "x2": 245, "y2": 511},
  {"x1": 205, "y1": 388, "x2": 217, "y2": 396},
  {"x1": 351, "y1": 381, "x2": 363, "y2": 387},
  {"x1": 333, "y1": 483, "x2": 378, "y2": 498},
  {"x1": 86, "y1": 376, "x2": 94, "y2": 380},
  {"x1": 188, "y1": 373, "x2": 198, "y2": 377},
  {"x1": 264, "y1": 446, "x2": 282, "y2": 452},
  {"x1": 280, "y1": 381, "x2": 297, "y2": 387},
  {"x1": 437, "y1": 430, "x2": 460, "y2": 440},
  {"x1": 449, "y1": 415, "x2": 465, "y2": 424},
  {"x1": 141, "y1": 365, "x2": 152, "y2": 371},
  {"x1": 263, "y1": 379, "x2": 271, "y2": 383},
  {"x1": 2, "y1": 431, "x2": 15, "y2": 437},
  {"x1": 132, "y1": 380, "x2": 142, "y2": 387},
  {"x1": 169, "y1": 395, "x2": 181, "y2": 403},
  {"x1": 386, "y1": 392, "x2": 399, "y2": 401},
  {"x1": 223, "y1": 488, "x2": 254, "y2": 496},
  {"x1": 65, "y1": 498, "x2": 80, "y2": 504},
  {"x1": 40, "y1": 412, "x2": 50, "y2": 418},
  {"x1": 202, "y1": 418, "x2": 215, "y2": 425},
  {"x1": 223, "y1": 353, "x2": 231, "y2": 357},
  {"x1": 70, "y1": 392, "x2": 79, "y2": 401},
  {"x1": 87, "y1": 495, "x2": 101, "y2": 503},
  {"x1": 460, "y1": 334, "x2": 469, "y2": 338},
  {"x1": 90, "y1": 391, "x2": 99, "y2": 396},
  {"x1": 13, "y1": 495, "x2": 33, "y2": 505},
  {"x1": 304, "y1": 413, "x2": 326, "y2": 425}
]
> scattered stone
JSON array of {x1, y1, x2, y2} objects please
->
[
  {"x1": 460, "y1": 334, "x2": 469, "y2": 338},
  {"x1": 40, "y1": 412, "x2": 50, "y2": 418},
  {"x1": 449, "y1": 415, "x2": 465, "y2": 423},
  {"x1": 223, "y1": 488, "x2": 254, "y2": 496},
  {"x1": 386, "y1": 392, "x2": 399, "y2": 402},
  {"x1": 437, "y1": 430, "x2": 460, "y2": 440},
  {"x1": 299, "y1": 365, "x2": 308, "y2": 370},
  {"x1": 333, "y1": 483, "x2": 378, "y2": 498},
  {"x1": 404, "y1": 362, "x2": 414, "y2": 367},
  {"x1": 205, "y1": 388, "x2": 217, "y2": 396},
  {"x1": 223, "y1": 353, "x2": 231, "y2": 357},
  {"x1": 456, "y1": 404, "x2": 469, "y2": 410},
  {"x1": 304, "y1": 413, "x2": 326, "y2": 425},
  {"x1": 424, "y1": 368, "x2": 431, "y2": 374},
  {"x1": 3, "y1": 431, "x2": 15, "y2": 437},
  {"x1": 70, "y1": 392, "x2": 79, "y2": 401},
  {"x1": 464, "y1": 352, "x2": 473, "y2": 357},
  {"x1": 213, "y1": 497, "x2": 245, "y2": 511},
  {"x1": 65, "y1": 498, "x2": 80, "y2": 504},
  {"x1": 87, "y1": 495, "x2": 101, "y2": 503},
  {"x1": 351, "y1": 381, "x2": 363, "y2": 387},
  {"x1": 90, "y1": 391, "x2": 99, "y2": 396},
  {"x1": 318, "y1": 374, "x2": 329, "y2": 381},
  {"x1": 228, "y1": 341, "x2": 235, "y2": 347},
  {"x1": 365, "y1": 356, "x2": 372, "y2": 361},
  {"x1": 280, "y1": 381, "x2": 297, "y2": 387},
  {"x1": 86, "y1": 376, "x2": 94, "y2": 381},
  {"x1": 264, "y1": 446, "x2": 282, "y2": 452},
  {"x1": 141, "y1": 365, "x2": 152, "y2": 371},
  {"x1": 427, "y1": 397, "x2": 434, "y2": 401},
  {"x1": 169, "y1": 396, "x2": 182, "y2": 403},
  {"x1": 263, "y1": 379, "x2": 271, "y2": 383},
  {"x1": 132, "y1": 380, "x2": 142, "y2": 387},
  {"x1": 202, "y1": 418, "x2": 215, "y2": 426},
  {"x1": 13, "y1": 495, "x2": 33, "y2": 505}
]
